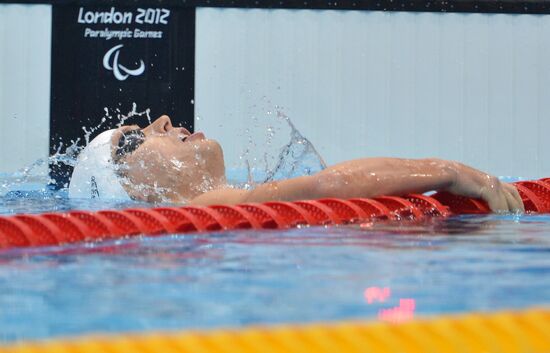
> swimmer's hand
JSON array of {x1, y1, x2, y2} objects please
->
[{"x1": 444, "y1": 161, "x2": 524, "y2": 213}]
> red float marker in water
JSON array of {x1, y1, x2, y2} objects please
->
[{"x1": 0, "y1": 179, "x2": 548, "y2": 250}]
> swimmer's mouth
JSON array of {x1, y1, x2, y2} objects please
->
[
  {"x1": 180, "y1": 132, "x2": 206, "y2": 142},
  {"x1": 176, "y1": 127, "x2": 192, "y2": 143}
]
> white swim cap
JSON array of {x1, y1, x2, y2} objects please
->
[{"x1": 68, "y1": 129, "x2": 131, "y2": 200}]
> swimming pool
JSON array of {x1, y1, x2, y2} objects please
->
[
  {"x1": 2, "y1": 2, "x2": 550, "y2": 351},
  {"x1": 0, "y1": 189, "x2": 548, "y2": 343}
]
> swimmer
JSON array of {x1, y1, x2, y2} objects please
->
[{"x1": 69, "y1": 115, "x2": 524, "y2": 213}]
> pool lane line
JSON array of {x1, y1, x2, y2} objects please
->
[
  {"x1": 1, "y1": 178, "x2": 550, "y2": 250},
  {"x1": 0, "y1": 308, "x2": 548, "y2": 353}
]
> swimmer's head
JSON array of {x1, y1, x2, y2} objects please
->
[
  {"x1": 68, "y1": 129, "x2": 130, "y2": 200},
  {"x1": 69, "y1": 115, "x2": 226, "y2": 202}
]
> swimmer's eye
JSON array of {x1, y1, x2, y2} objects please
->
[{"x1": 115, "y1": 129, "x2": 145, "y2": 158}]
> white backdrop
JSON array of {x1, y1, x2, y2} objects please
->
[
  {"x1": 196, "y1": 8, "x2": 550, "y2": 179},
  {"x1": 1, "y1": 6, "x2": 549, "y2": 179},
  {"x1": 0, "y1": 4, "x2": 51, "y2": 174}
]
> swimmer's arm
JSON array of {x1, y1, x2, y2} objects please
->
[
  {"x1": 242, "y1": 158, "x2": 456, "y2": 202},
  {"x1": 190, "y1": 158, "x2": 442, "y2": 205},
  {"x1": 190, "y1": 158, "x2": 523, "y2": 212},
  {"x1": 188, "y1": 176, "x2": 316, "y2": 206},
  {"x1": 306, "y1": 157, "x2": 522, "y2": 212},
  {"x1": 189, "y1": 187, "x2": 250, "y2": 206}
]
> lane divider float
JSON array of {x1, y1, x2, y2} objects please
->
[
  {"x1": 0, "y1": 309, "x2": 548, "y2": 353},
  {"x1": 1, "y1": 178, "x2": 550, "y2": 250}
]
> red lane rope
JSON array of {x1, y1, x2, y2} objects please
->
[{"x1": 0, "y1": 179, "x2": 548, "y2": 250}]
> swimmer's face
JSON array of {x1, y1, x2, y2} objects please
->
[{"x1": 111, "y1": 115, "x2": 226, "y2": 202}]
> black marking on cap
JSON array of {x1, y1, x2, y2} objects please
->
[{"x1": 91, "y1": 176, "x2": 100, "y2": 198}]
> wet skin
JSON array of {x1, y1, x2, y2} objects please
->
[
  {"x1": 111, "y1": 116, "x2": 524, "y2": 213},
  {"x1": 111, "y1": 115, "x2": 226, "y2": 202}
]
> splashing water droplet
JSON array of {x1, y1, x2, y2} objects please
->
[
  {"x1": 236, "y1": 107, "x2": 326, "y2": 186},
  {"x1": 2, "y1": 104, "x2": 156, "y2": 194}
]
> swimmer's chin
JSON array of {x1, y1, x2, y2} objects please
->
[
  {"x1": 201, "y1": 139, "x2": 225, "y2": 161},
  {"x1": 122, "y1": 177, "x2": 228, "y2": 205}
]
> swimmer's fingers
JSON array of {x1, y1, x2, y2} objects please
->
[
  {"x1": 504, "y1": 188, "x2": 521, "y2": 213},
  {"x1": 504, "y1": 183, "x2": 525, "y2": 213},
  {"x1": 444, "y1": 162, "x2": 524, "y2": 214},
  {"x1": 483, "y1": 183, "x2": 525, "y2": 213},
  {"x1": 483, "y1": 187, "x2": 508, "y2": 213}
]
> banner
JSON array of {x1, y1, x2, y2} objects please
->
[{"x1": 50, "y1": 5, "x2": 195, "y2": 188}]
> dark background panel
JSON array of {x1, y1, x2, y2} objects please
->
[
  {"x1": 50, "y1": 5, "x2": 195, "y2": 187},
  {"x1": 2, "y1": 0, "x2": 550, "y2": 14}
]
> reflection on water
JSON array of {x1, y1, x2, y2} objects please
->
[
  {"x1": 378, "y1": 298, "x2": 416, "y2": 323},
  {"x1": 364, "y1": 286, "x2": 415, "y2": 323},
  {"x1": 364, "y1": 286, "x2": 391, "y2": 304},
  {"x1": 0, "y1": 214, "x2": 548, "y2": 342}
]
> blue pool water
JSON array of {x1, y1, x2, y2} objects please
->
[{"x1": 0, "y1": 190, "x2": 549, "y2": 343}]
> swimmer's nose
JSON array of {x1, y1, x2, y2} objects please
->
[{"x1": 145, "y1": 115, "x2": 173, "y2": 135}]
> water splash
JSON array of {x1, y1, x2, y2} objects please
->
[
  {"x1": 2, "y1": 102, "x2": 325, "y2": 206},
  {"x1": 80, "y1": 104, "x2": 151, "y2": 146},
  {"x1": 235, "y1": 106, "x2": 327, "y2": 187},
  {"x1": 0, "y1": 159, "x2": 51, "y2": 197},
  {"x1": 1, "y1": 104, "x2": 152, "y2": 196},
  {"x1": 262, "y1": 110, "x2": 327, "y2": 182}
]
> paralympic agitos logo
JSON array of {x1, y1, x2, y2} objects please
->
[{"x1": 102, "y1": 44, "x2": 145, "y2": 81}]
